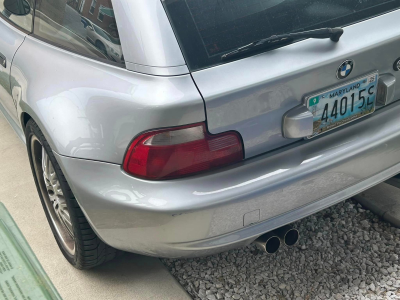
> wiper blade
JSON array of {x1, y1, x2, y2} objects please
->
[{"x1": 221, "y1": 27, "x2": 344, "y2": 60}]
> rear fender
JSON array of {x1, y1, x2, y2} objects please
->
[{"x1": 11, "y1": 36, "x2": 205, "y2": 164}]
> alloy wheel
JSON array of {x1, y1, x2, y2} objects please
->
[{"x1": 30, "y1": 135, "x2": 75, "y2": 255}]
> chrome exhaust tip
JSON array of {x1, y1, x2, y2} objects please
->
[
  {"x1": 254, "y1": 232, "x2": 281, "y2": 254},
  {"x1": 274, "y1": 225, "x2": 299, "y2": 246}
]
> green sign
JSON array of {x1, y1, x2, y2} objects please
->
[
  {"x1": 0, "y1": 203, "x2": 61, "y2": 300},
  {"x1": 309, "y1": 96, "x2": 319, "y2": 107}
]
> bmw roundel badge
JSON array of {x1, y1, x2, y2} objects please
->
[{"x1": 337, "y1": 60, "x2": 354, "y2": 79}]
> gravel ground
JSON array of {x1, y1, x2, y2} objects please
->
[{"x1": 162, "y1": 199, "x2": 400, "y2": 300}]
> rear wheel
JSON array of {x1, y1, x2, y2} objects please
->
[{"x1": 25, "y1": 119, "x2": 119, "y2": 269}]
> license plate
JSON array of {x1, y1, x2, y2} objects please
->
[{"x1": 306, "y1": 72, "x2": 378, "y2": 138}]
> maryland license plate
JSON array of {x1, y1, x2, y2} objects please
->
[{"x1": 306, "y1": 72, "x2": 378, "y2": 138}]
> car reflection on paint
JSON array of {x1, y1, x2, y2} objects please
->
[{"x1": 81, "y1": 16, "x2": 124, "y2": 64}]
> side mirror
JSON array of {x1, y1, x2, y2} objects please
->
[
  {"x1": 3, "y1": 0, "x2": 31, "y2": 16},
  {"x1": 88, "y1": 25, "x2": 94, "y2": 31}
]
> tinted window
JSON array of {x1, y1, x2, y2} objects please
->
[
  {"x1": 0, "y1": 0, "x2": 34, "y2": 31},
  {"x1": 163, "y1": 0, "x2": 400, "y2": 71},
  {"x1": 34, "y1": 0, "x2": 124, "y2": 65}
]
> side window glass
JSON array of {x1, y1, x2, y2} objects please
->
[
  {"x1": 33, "y1": 0, "x2": 124, "y2": 65},
  {"x1": 0, "y1": 0, "x2": 34, "y2": 31}
]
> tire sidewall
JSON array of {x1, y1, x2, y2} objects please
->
[{"x1": 25, "y1": 120, "x2": 78, "y2": 266}]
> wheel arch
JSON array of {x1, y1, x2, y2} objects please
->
[
  {"x1": 11, "y1": 35, "x2": 205, "y2": 165},
  {"x1": 20, "y1": 111, "x2": 32, "y2": 132},
  {"x1": 18, "y1": 105, "x2": 59, "y2": 155}
]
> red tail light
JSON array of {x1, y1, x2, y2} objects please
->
[{"x1": 123, "y1": 123, "x2": 243, "y2": 180}]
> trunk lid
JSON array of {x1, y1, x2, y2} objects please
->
[{"x1": 191, "y1": 11, "x2": 400, "y2": 158}]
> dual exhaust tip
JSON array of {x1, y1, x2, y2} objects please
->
[{"x1": 254, "y1": 225, "x2": 299, "y2": 254}]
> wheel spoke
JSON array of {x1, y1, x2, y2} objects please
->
[
  {"x1": 48, "y1": 162, "x2": 57, "y2": 184},
  {"x1": 42, "y1": 149, "x2": 51, "y2": 182},
  {"x1": 38, "y1": 144, "x2": 75, "y2": 252},
  {"x1": 59, "y1": 209, "x2": 73, "y2": 237},
  {"x1": 54, "y1": 181, "x2": 64, "y2": 197},
  {"x1": 58, "y1": 199, "x2": 67, "y2": 209},
  {"x1": 52, "y1": 199, "x2": 59, "y2": 211}
]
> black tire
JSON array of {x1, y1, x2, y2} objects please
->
[{"x1": 25, "y1": 119, "x2": 120, "y2": 269}]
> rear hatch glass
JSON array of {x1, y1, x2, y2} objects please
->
[{"x1": 162, "y1": 0, "x2": 400, "y2": 71}]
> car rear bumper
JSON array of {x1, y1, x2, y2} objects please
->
[{"x1": 55, "y1": 102, "x2": 400, "y2": 258}]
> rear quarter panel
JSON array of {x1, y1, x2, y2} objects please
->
[{"x1": 11, "y1": 36, "x2": 205, "y2": 164}]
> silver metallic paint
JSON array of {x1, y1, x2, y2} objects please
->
[
  {"x1": 0, "y1": 20, "x2": 25, "y2": 125},
  {"x1": 282, "y1": 105, "x2": 313, "y2": 139},
  {"x1": 125, "y1": 62, "x2": 189, "y2": 76},
  {"x1": 171, "y1": 161, "x2": 400, "y2": 256},
  {"x1": 112, "y1": 0, "x2": 187, "y2": 75},
  {"x1": 0, "y1": 99, "x2": 25, "y2": 142},
  {"x1": 377, "y1": 74, "x2": 396, "y2": 106},
  {"x1": 55, "y1": 102, "x2": 400, "y2": 257},
  {"x1": 10, "y1": 36, "x2": 205, "y2": 164},
  {"x1": 192, "y1": 10, "x2": 400, "y2": 159},
  {"x1": 1, "y1": 2, "x2": 400, "y2": 259}
]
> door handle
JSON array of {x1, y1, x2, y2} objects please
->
[{"x1": 0, "y1": 53, "x2": 6, "y2": 68}]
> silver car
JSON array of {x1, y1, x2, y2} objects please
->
[
  {"x1": 1, "y1": 0, "x2": 400, "y2": 269},
  {"x1": 82, "y1": 16, "x2": 124, "y2": 63}
]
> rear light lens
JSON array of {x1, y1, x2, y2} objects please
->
[{"x1": 123, "y1": 123, "x2": 243, "y2": 180}]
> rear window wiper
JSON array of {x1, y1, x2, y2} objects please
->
[{"x1": 221, "y1": 27, "x2": 344, "y2": 61}]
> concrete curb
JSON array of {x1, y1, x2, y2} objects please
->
[
  {"x1": 158, "y1": 259, "x2": 192, "y2": 299},
  {"x1": 0, "y1": 112, "x2": 192, "y2": 300},
  {"x1": 353, "y1": 181, "x2": 400, "y2": 228}
]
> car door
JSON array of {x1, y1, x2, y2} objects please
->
[{"x1": 0, "y1": 0, "x2": 34, "y2": 127}]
